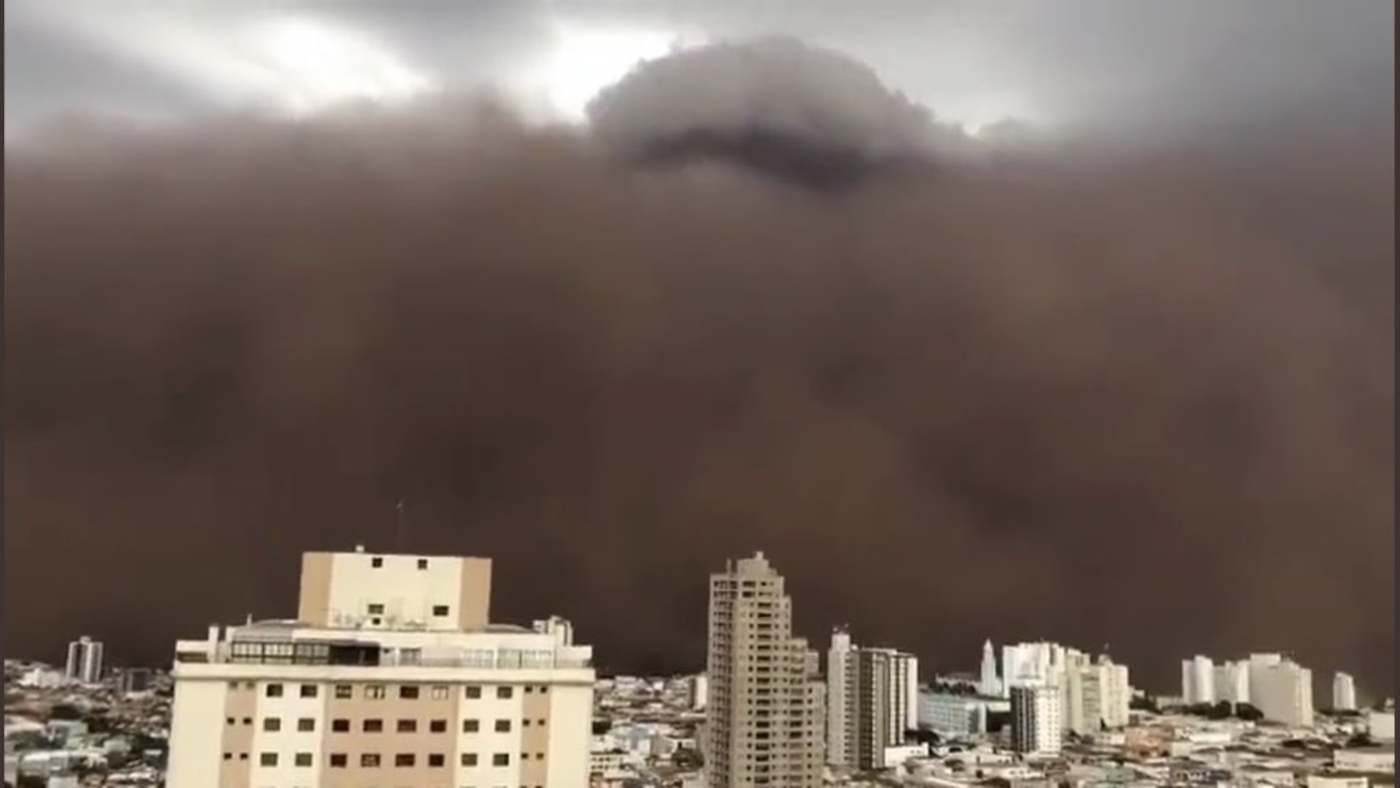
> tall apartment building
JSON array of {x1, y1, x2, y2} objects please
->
[
  {"x1": 65, "y1": 636, "x2": 105, "y2": 685},
  {"x1": 1181, "y1": 655, "x2": 1217, "y2": 705},
  {"x1": 1332, "y1": 672, "x2": 1358, "y2": 712},
  {"x1": 1214, "y1": 660, "x2": 1251, "y2": 704},
  {"x1": 826, "y1": 628, "x2": 918, "y2": 770},
  {"x1": 1249, "y1": 654, "x2": 1313, "y2": 727},
  {"x1": 1009, "y1": 684, "x2": 1061, "y2": 756},
  {"x1": 165, "y1": 546, "x2": 595, "y2": 788},
  {"x1": 1065, "y1": 655, "x2": 1130, "y2": 734},
  {"x1": 705, "y1": 552, "x2": 825, "y2": 788}
]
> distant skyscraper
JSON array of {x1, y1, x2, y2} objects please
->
[
  {"x1": 690, "y1": 673, "x2": 709, "y2": 711},
  {"x1": 1333, "y1": 672, "x2": 1358, "y2": 712},
  {"x1": 706, "y1": 552, "x2": 824, "y2": 788},
  {"x1": 1010, "y1": 684, "x2": 1062, "y2": 755},
  {"x1": 1181, "y1": 655, "x2": 1216, "y2": 705},
  {"x1": 64, "y1": 636, "x2": 104, "y2": 685},
  {"x1": 979, "y1": 640, "x2": 1001, "y2": 697},
  {"x1": 825, "y1": 628, "x2": 918, "y2": 770}
]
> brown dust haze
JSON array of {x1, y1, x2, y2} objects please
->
[{"x1": 4, "y1": 43, "x2": 1395, "y2": 694}]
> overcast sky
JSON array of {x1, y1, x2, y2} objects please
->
[{"x1": 6, "y1": 0, "x2": 1393, "y2": 139}]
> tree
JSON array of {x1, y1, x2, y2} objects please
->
[
  {"x1": 1129, "y1": 695, "x2": 1159, "y2": 713},
  {"x1": 48, "y1": 703, "x2": 83, "y2": 721},
  {"x1": 1235, "y1": 703, "x2": 1264, "y2": 722}
]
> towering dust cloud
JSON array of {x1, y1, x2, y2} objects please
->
[{"x1": 4, "y1": 39, "x2": 1394, "y2": 695}]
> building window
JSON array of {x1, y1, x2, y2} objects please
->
[
  {"x1": 331, "y1": 719, "x2": 350, "y2": 733},
  {"x1": 371, "y1": 557, "x2": 383, "y2": 568},
  {"x1": 463, "y1": 719, "x2": 480, "y2": 733},
  {"x1": 361, "y1": 753, "x2": 380, "y2": 768},
  {"x1": 265, "y1": 683, "x2": 284, "y2": 698},
  {"x1": 225, "y1": 717, "x2": 234, "y2": 725},
  {"x1": 494, "y1": 719, "x2": 511, "y2": 733},
  {"x1": 417, "y1": 558, "x2": 429, "y2": 570},
  {"x1": 328, "y1": 753, "x2": 347, "y2": 768},
  {"x1": 367, "y1": 603, "x2": 385, "y2": 615},
  {"x1": 430, "y1": 685, "x2": 449, "y2": 700},
  {"x1": 222, "y1": 753, "x2": 231, "y2": 760},
  {"x1": 466, "y1": 685, "x2": 482, "y2": 699},
  {"x1": 297, "y1": 718, "x2": 315, "y2": 732},
  {"x1": 432, "y1": 604, "x2": 450, "y2": 616},
  {"x1": 395, "y1": 753, "x2": 416, "y2": 767},
  {"x1": 524, "y1": 686, "x2": 533, "y2": 693},
  {"x1": 363, "y1": 719, "x2": 383, "y2": 733},
  {"x1": 299, "y1": 684, "x2": 318, "y2": 698},
  {"x1": 262, "y1": 718, "x2": 281, "y2": 732},
  {"x1": 399, "y1": 685, "x2": 420, "y2": 700},
  {"x1": 294, "y1": 752, "x2": 313, "y2": 767},
  {"x1": 238, "y1": 754, "x2": 247, "y2": 760},
  {"x1": 537, "y1": 719, "x2": 546, "y2": 726},
  {"x1": 496, "y1": 686, "x2": 513, "y2": 699},
  {"x1": 535, "y1": 752, "x2": 546, "y2": 760},
  {"x1": 429, "y1": 719, "x2": 447, "y2": 733},
  {"x1": 537, "y1": 685, "x2": 548, "y2": 694},
  {"x1": 243, "y1": 681, "x2": 255, "y2": 689},
  {"x1": 492, "y1": 753, "x2": 510, "y2": 767},
  {"x1": 334, "y1": 684, "x2": 353, "y2": 699},
  {"x1": 365, "y1": 684, "x2": 386, "y2": 699},
  {"x1": 427, "y1": 753, "x2": 446, "y2": 767},
  {"x1": 461, "y1": 753, "x2": 478, "y2": 766},
  {"x1": 259, "y1": 753, "x2": 278, "y2": 767},
  {"x1": 396, "y1": 719, "x2": 417, "y2": 733}
]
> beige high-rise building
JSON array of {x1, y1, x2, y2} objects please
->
[
  {"x1": 165, "y1": 546, "x2": 595, "y2": 788},
  {"x1": 705, "y1": 552, "x2": 825, "y2": 788}
]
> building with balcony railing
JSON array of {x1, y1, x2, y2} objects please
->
[{"x1": 165, "y1": 546, "x2": 595, "y2": 788}]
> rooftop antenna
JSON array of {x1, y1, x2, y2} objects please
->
[{"x1": 395, "y1": 498, "x2": 406, "y2": 552}]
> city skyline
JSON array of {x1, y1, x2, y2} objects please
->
[
  {"x1": 7, "y1": 0, "x2": 1394, "y2": 703},
  {"x1": 19, "y1": 551, "x2": 1390, "y2": 709}
]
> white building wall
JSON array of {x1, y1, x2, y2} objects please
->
[
  {"x1": 1367, "y1": 711, "x2": 1395, "y2": 741},
  {"x1": 545, "y1": 683, "x2": 594, "y2": 787},
  {"x1": 248, "y1": 680, "x2": 326, "y2": 788},
  {"x1": 324, "y1": 551, "x2": 468, "y2": 630},
  {"x1": 165, "y1": 679, "x2": 227, "y2": 788},
  {"x1": 826, "y1": 630, "x2": 851, "y2": 766},
  {"x1": 455, "y1": 680, "x2": 522, "y2": 788}
]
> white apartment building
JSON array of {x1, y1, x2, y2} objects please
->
[
  {"x1": 826, "y1": 628, "x2": 919, "y2": 770},
  {"x1": 917, "y1": 688, "x2": 1009, "y2": 737},
  {"x1": 1065, "y1": 656, "x2": 1131, "y2": 734},
  {"x1": 1009, "y1": 684, "x2": 1061, "y2": 756},
  {"x1": 705, "y1": 552, "x2": 824, "y2": 788},
  {"x1": 1248, "y1": 654, "x2": 1313, "y2": 727},
  {"x1": 165, "y1": 546, "x2": 596, "y2": 788},
  {"x1": 1333, "y1": 672, "x2": 1358, "y2": 712},
  {"x1": 1214, "y1": 660, "x2": 1251, "y2": 704},
  {"x1": 689, "y1": 673, "x2": 708, "y2": 711},
  {"x1": 1001, "y1": 642, "x2": 1075, "y2": 695},
  {"x1": 65, "y1": 636, "x2": 104, "y2": 686},
  {"x1": 1182, "y1": 655, "x2": 1216, "y2": 705}
]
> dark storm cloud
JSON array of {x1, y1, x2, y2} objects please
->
[
  {"x1": 5, "y1": 0, "x2": 1393, "y2": 135},
  {"x1": 587, "y1": 38, "x2": 968, "y2": 190},
  {"x1": 5, "y1": 19, "x2": 1394, "y2": 698}
]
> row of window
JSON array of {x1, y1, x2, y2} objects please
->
[
  {"x1": 223, "y1": 751, "x2": 544, "y2": 768},
  {"x1": 237, "y1": 682, "x2": 551, "y2": 700},
  {"x1": 365, "y1": 602, "x2": 452, "y2": 617},
  {"x1": 223, "y1": 716, "x2": 548, "y2": 733}
]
